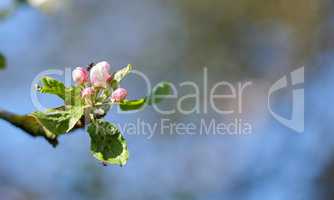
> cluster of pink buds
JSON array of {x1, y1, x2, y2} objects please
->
[{"x1": 72, "y1": 61, "x2": 128, "y2": 104}]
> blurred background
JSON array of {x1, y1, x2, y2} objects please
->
[{"x1": 0, "y1": 0, "x2": 333, "y2": 199}]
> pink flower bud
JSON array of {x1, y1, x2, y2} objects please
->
[
  {"x1": 72, "y1": 67, "x2": 89, "y2": 85},
  {"x1": 90, "y1": 61, "x2": 113, "y2": 87},
  {"x1": 81, "y1": 87, "x2": 95, "y2": 98},
  {"x1": 111, "y1": 88, "x2": 128, "y2": 102}
]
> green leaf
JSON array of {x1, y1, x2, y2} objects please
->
[
  {"x1": 114, "y1": 64, "x2": 132, "y2": 83},
  {"x1": 148, "y1": 82, "x2": 173, "y2": 105},
  {"x1": 30, "y1": 105, "x2": 84, "y2": 137},
  {"x1": 30, "y1": 108, "x2": 72, "y2": 137},
  {"x1": 118, "y1": 82, "x2": 172, "y2": 111},
  {"x1": 0, "y1": 53, "x2": 6, "y2": 69},
  {"x1": 36, "y1": 77, "x2": 83, "y2": 106},
  {"x1": 64, "y1": 86, "x2": 83, "y2": 106},
  {"x1": 37, "y1": 76, "x2": 66, "y2": 100},
  {"x1": 67, "y1": 105, "x2": 84, "y2": 132},
  {"x1": 87, "y1": 120, "x2": 129, "y2": 166},
  {"x1": 119, "y1": 99, "x2": 146, "y2": 111},
  {"x1": 36, "y1": 77, "x2": 83, "y2": 108},
  {"x1": 110, "y1": 80, "x2": 119, "y2": 90}
]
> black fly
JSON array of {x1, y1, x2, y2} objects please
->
[{"x1": 87, "y1": 63, "x2": 95, "y2": 71}]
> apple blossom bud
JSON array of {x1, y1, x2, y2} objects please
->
[
  {"x1": 72, "y1": 67, "x2": 89, "y2": 85},
  {"x1": 111, "y1": 88, "x2": 128, "y2": 102},
  {"x1": 90, "y1": 61, "x2": 113, "y2": 88},
  {"x1": 81, "y1": 87, "x2": 95, "y2": 98}
]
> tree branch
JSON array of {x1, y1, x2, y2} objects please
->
[{"x1": 0, "y1": 109, "x2": 86, "y2": 147}]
